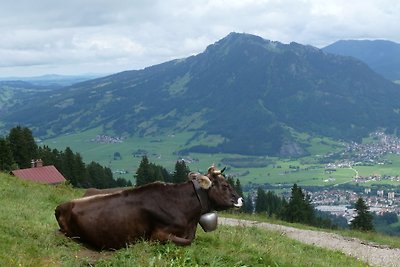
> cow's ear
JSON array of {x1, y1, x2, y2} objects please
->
[{"x1": 196, "y1": 175, "x2": 212, "y2": 189}]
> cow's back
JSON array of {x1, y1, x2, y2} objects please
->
[{"x1": 83, "y1": 187, "x2": 127, "y2": 197}]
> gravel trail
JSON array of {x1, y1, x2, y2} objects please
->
[{"x1": 219, "y1": 217, "x2": 400, "y2": 267}]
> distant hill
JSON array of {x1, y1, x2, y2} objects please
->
[
  {"x1": 0, "y1": 73, "x2": 107, "y2": 86},
  {"x1": 322, "y1": 39, "x2": 400, "y2": 81},
  {"x1": 0, "y1": 81, "x2": 53, "y2": 118},
  {"x1": 2, "y1": 33, "x2": 400, "y2": 156},
  {"x1": 0, "y1": 74, "x2": 106, "y2": 123}
]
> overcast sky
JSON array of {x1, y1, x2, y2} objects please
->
[{"x1": 0, "y1": 0, "x2": 399, "y2": 78}]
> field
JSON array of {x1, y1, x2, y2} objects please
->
[
  {"x1": 0, "y1": 172, "x2": 377, "y2": 266},
  {"x1": 42, "y1": 129, "x2": 400, "y2": 188}
]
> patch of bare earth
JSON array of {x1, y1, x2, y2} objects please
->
[{"x1": 219, "y1": 217, "x2": 400, "y2": 267}]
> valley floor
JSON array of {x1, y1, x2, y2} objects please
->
[{"x1": 219, "y1": 217, "x2": 400, "y2": 267}]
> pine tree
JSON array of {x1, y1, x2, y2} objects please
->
[
  {"x1": 235, "y1": 179, "x2": 243, "y2": 197},
  {"x1": 280, "y1": 184, "x2": 315, "y2": 224},
  {"x1": 255, "y1": 188, "x2": 286, "y2": 217},
  {"x1": 7, "y1": 126, "x2": 38, "y2": 168},
  {"x1": 149, "y1": 163, "x2": 163, "y2": 183},
  {"x1": 227, "y1": 176, "x2": 235, "y2": 187},
  {"x1": 255, "y1": 187, "x2": 267, "y2": 213},
  {"x1": 61, "y1": 147, "x2": 77, "y2": 186},
  {"x1": 135, "y1": 156, "x2": 152, "y2": 186},
  {"x1": 0, "y1": 137, "x2": 15, "y2": 171},
  {"x1": 172, "y1": 160, "x2": 190, "y2": 184},
  {"x1": 72, "y1": 153, "x2": 87, "y2": 187},
  {"x1": 244, "y1": 194, "x2": 254, "y2": 214},
  {"x1": 350, "y1": 197, "x2": 375, "y2": 232}
]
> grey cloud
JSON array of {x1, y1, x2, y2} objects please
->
[{"x1": 0, "y1": 0, "x2": 399, "y2": 77}]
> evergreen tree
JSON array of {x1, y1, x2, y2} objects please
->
[
  {"x1": 244, "y1": 194, "x2": 254, "y2": 214},
  {"x1": 159, "y1": 166, "x2": 172, "y2": 183},
  {"x1": 265, "y1": 191, "x2": 286, "y2": 217},
  {"x1": 72, "y1": 153, "x2": 87, "y2": 187},
  {"x1": 135, "y1": 156, "x2": 152, "y2": 186},
  {"x1": 172, "y1": 160, "x2": 190, "y2": 184},
  {"x1": 0, "y1": 137, "x2": 15, "y2": 171},
  {"x1": 255, "y1": 188, "x2": 286, "y2": 217},
  {"x1": 61, "y1": 147, "x2": 77, "y2": 186},
  {"x1": 234, "y1": 179, "x2": 243, "y2": 197},
  {"x1": 255, "y1": 187, "x2": 267, "y2": 213},
  {"x1": 350, "y1": 197, "x2": 375, "y2": 232},
  {"x1": 86, "y1": 161, "x2": 101, "y2": 187},
  {"x1": 37, "y1": 146, "x2": 55, "y2": 166},
  {"x1": 280, "y1": 184, "x2": 315, "y2": 224},
  {"x1": 227, "y1": 176, "x2": 235, "y2": 187},
  {"x1": 7, "y1": 126, "x2": 37, "y2": 168}
]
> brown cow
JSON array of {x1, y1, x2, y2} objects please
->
[{"x1": 55, "y1": 166, "x2": 243, "y2": 250}]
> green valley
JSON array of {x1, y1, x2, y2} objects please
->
[{"x1": 42, "y1": 127, "x2": 400, "y2": 189}]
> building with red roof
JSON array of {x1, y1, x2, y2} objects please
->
[{"x1": 11, "y1": 159, "x2": 66, "y2": 185}]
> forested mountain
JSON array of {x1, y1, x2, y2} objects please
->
[
  {"x1": 2, "y1": 33, "x2": 400, "y2": 156},
  {"x1": 0, "y1": 81, "x2": 54, "y2": 115},
  {"x1": 322, "y1": 39, "x2": 400, "y2": 81}
]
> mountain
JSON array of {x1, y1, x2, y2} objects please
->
[
  {"x1": 0, "y1": 81, "x2": 56, "y2": 116},
  {"x1": 2, "y1": 33, "x2": 400, "y2": 156},
  {"x1": 322, "y1": 40, "x2": 400, "y2": 81},
  {"x1": 0, "y1": 73, "x2": 107, "y2": 86},
  {"x1": 0, "y1": 74, "x2": 107, "y2": 120}
]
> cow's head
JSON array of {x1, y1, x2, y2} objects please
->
[{"x1": 205, "y1": 165, "x2": 243, "y2": 211}]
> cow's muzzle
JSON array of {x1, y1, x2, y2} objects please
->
[{"x1": 233, "y1": 197, "x2": 243, "y2": 208}]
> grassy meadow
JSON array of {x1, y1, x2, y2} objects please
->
[
  {"x1": 0, "y1": 172, "x2": 374, "y2": 266},
  {"x1": 41, "y1": 128, "x2": 400, "y2": 188}
]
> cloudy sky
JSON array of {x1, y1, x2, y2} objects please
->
[{"x1": 0, "y1": 0, "x2": 399, "y2": 78}]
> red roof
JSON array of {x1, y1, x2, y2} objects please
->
[{"x1": 12, "y1": 165, "x2": 66, "y2": 184}]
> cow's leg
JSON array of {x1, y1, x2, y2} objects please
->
[{"x1": 150, "y1": 229, "x2": 192, "y2": 246}]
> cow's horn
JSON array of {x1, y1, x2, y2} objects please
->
[
  {"x1": 196, "y1": 175, "x2": 212, "y2": 189},
  {"x1": 221, "y1": 167, "x2": 226, "y2": 173}
]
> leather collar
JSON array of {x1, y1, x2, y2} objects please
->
[{"x1": 191, "y1": 179, "x2": 210, "y2": 214}]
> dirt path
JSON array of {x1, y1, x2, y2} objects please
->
[{"x1": 219, "y1": 217, "x2": 400, "y2": 267}]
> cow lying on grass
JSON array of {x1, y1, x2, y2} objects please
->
[{"x1": 55, "y1": 166, "x2": 243, "y2": 250}]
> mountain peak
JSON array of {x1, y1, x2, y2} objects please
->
[
  {"x1": 3, "y1": 33, "x2": 400, "y2": 156},
  {"x1": 203, "y1": 32, "x2": 283, "y2": 59}
]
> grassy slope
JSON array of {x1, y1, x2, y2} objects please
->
[{"x1": 1, "y1": 173, "x2": 369, "y2": 267}]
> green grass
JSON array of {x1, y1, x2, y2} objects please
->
[
  {"x1": 42, "y1": 129, "x2": 400, "y2": 187},
  {"x1": 0, "y1": 172, "x2": 372, "y2": 266}
]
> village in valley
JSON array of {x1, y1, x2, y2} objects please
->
[
  {"x1": 86, "y1": 131, "x2": 400, "y2": 223},
  {"x1": 309, "y1": 131, "x2": 400, "y2": 222}
]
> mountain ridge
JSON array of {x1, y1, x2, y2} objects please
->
[
  {"x1": 322, "y1": 39, "x2": 400, "y2": 81},
  {"x1": 2, "y1": 32, "x2": 400, "y2": 156}
]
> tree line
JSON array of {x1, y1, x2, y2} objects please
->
[
  {"x1": 0, "y1": 126, "x2": 131, "y2": 188},
  {"x1": 247, "y1": 183, "x2": 375, "y2": 231},
  {"x1": 134, "y1": 156, "x2": 243, "y2": 195}
]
